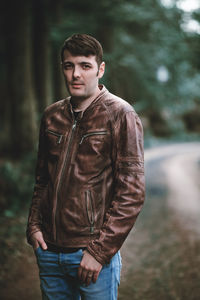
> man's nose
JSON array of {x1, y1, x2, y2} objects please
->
[{"x1": 73, "y1": 66, "x2": 81, "y2": 78}]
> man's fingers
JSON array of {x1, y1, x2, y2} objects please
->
[
  {"x1": 92, "y1": 271, "x2": 99, "y2": 283},
  {"x1": 33, "y1": 241, "x2": 39, "y2": 250},
  {"x1": 78, "y1": 266, "x2": 82, "y2": 281},
  {"x1": 40, "y1": 240, "x2": 47, "y2": 250},
  {"x1": 81, "y1": 269, "x2": 88, "y2": 284},
  {"x1": 30, "y1": 231, "x2": 48, "y2": 251},
  {"x1": 85, "y1": 272, "x2": 93, "y2": 286},
  {"x1": 78, "y1": 269, "x2": 100, "y2": 285},
  {"x1": 78, "y1": 251, "x2": 103, "y2": 285},
  {"x1": 78, "y1": 267, "x2": 94, "y2": 285}
]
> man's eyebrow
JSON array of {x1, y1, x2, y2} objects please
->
[
  {"x1": 80, "y1": 61, "x2": 92, "y2": 65},
  {"x1": 62, "y1": 61, "x2": 92, "y2": 65},
  {"x1": 63, "y1": 61, "x2": 73, "y2": 65}
]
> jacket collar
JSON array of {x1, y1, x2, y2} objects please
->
[{"x1": 64, "y1": 84, "x2": 108, "y2": 120}]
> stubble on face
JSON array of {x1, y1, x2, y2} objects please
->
[{"x1": 62, "y1": 51, "x2": 104, "y2": 106}]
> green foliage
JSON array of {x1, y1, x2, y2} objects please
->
[
  {"x1": 0, "y1": 153, "x2": 36, "y2": 216},
  {"x1": 1, "y1": 0, "x2": 200, "y2": 146},
  {"x1": 47, "y1": 0, "x2": 200, "y2": 137}
]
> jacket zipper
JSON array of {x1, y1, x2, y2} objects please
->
[
  {"x1": 79, "y1": 130, "x2": 107, "y2": 145},
  {"x1": 85, "y1": 190, "x2": 95, "y2": 234},
  {"x1": 54, "y1": 119, "x2": 78, "y2": 241},
  {"x1": 46, "y1": 129, "x2": 63, "y2": 144}
]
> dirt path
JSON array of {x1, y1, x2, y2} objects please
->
[
  {"x1": 144, "y1": 142, "x2": 200, "y2": 233},
  {"x1": 162, "y1": 144, "x2": 200, "y2": 234},
  {"x1": 119, "y1": 142, "x2": 200, "y2": 300}
]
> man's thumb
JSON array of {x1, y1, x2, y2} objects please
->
[{"x1": 40, "y1": 240, "x2": 48, "y2": 250}]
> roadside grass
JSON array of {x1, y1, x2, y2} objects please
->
[{"x1": 0, "y1": 211, "x2": 41, "y2": 300}]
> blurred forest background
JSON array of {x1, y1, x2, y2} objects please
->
[
  {"x1": 0, "y1": 0, "x2": 200, "y2": 299},
  {"x1": 0, "y1": 0, "x2": 200, "y2": 216}
]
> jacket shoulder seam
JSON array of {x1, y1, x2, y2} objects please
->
[{"x1": 43, "y1": 98, "x2": 68, "y2": 117}]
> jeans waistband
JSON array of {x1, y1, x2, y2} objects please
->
[{"x1": 46, "y1": 242, "x2": 86, "y2": 253}]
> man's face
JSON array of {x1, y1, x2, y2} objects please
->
[{"x1": 62, "y1": 50, "x2": 105, "y2": 100}]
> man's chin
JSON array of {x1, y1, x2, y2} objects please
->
[{"x1": 70, "y1": 91, "x2": 85, "y2": 98}]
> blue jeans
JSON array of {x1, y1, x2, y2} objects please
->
[{"x1": 35, "y1": 247, "x2": 122, "y2": 300}]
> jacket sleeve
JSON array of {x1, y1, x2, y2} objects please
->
[
  {"x1": 26, "y1": 116, "x2": 49, "y2": 244},
  {"x1": 87, "y1": 110, "x2": 145, "y2": 265}
]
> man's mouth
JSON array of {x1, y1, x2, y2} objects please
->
[{"x1": 71, "y1": 82, "x2": 84, "y2": 88}]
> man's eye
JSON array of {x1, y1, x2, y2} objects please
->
[
  {"x1": 64, "y1": 65, "x2": 73, "y2": 70},
  {"x1": 82, "y1": 64, "x2": 91, "y2": 69}
]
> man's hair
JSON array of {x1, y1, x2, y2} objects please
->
[{"x1": 61, "y1": 34, "x2": 103, "y2": 67}]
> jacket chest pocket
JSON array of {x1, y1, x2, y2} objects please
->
[
  {"x1": 46, "y1": 129, "x2": 63, "y2": 158},
  {"x1": 79, "y1": 130, "x2": 109, "y2": 157},
  {"x1": 80, "y1": 130, "x2": 107, "y2": 145}
]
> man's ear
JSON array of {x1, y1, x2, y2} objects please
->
[{"x1": 98, "y1": 62, "x2": 105, "y2": 79}]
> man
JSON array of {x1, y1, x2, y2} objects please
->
[{"x1": 27, "y1": 33, "x2": 145, "y2": 299}]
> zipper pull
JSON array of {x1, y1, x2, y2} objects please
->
[
  {"x1": 79, "y1": 137, "x2": 84, "y2": 145},
  {"x1": 90, "y1": 226, "x2": 94, "y2": 234},
  {"x1": 72, "y1": 120, "x2": 77, "y2": 130},
  {"x1": 57, "y1": 135, "x2": 63, "y2": 144}
]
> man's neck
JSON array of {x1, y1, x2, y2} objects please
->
[{"x1": 70, "y1": 87, "x2": 101, "y2": 112}]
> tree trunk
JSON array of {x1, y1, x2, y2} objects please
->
[
  {"x1": 4, "y1": 0, "x2": 37, "y2": 157},
  {"x1": 32, "y1": 0, "x2": 52, "y2": 114},
  {"x1": 50, "y1": 1, "x2": 67, "y2": 101}
]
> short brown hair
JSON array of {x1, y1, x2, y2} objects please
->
[{"x1": 61, "y1": 34, "x2": 103, "y2": 67}]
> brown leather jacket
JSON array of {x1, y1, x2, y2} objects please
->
[{"x1": 26, "y1": 85, "x2": 145, "y2": 265}]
